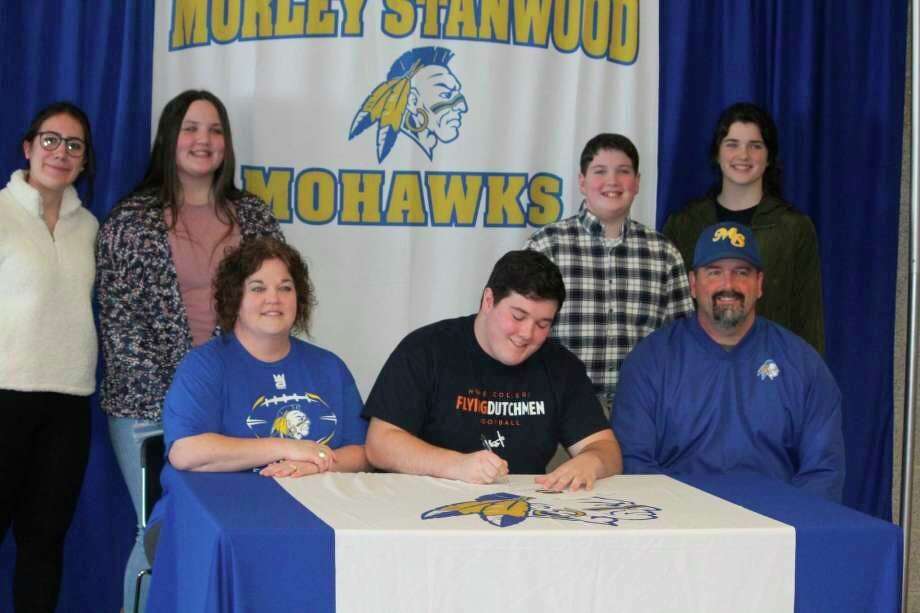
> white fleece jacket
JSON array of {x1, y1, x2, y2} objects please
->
[{"x1": 0, "y1": 169, "x2": 98, "y2": 395}]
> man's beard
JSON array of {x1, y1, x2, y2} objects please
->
[{"x1": 711, "y1": 291, "x2": 746, "y2": 330}]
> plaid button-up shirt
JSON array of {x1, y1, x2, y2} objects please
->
[{"x1": 526, "y1": 205, "x2": 694, "y2": 399}]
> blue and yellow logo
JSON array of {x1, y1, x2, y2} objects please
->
[
  {"x1": 350, "y1": 46, "x2": 468, "y2": 162},
  {"x1": 245, "y1": 391, "x2": 337, "y2": 445},
  {"x1": 421, "y1": 492, "x2": 661, "y2": 528}
]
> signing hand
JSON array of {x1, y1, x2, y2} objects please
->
[{"x1": 451, "y1": 450, "x2": 509, "y2": 484}]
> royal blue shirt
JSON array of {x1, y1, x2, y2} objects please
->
[
  {"x1": 165, "y1": 334, "x2": 367, "y2": 455},
  {"x1": 612, "y1": 316, "x2": 844, "y2": 502}
]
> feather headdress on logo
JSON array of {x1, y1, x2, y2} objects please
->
[{"x1": 349, "y1": 46, "x2": 456, "y2": 162}]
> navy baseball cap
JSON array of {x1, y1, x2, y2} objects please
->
[{"x1": 692, "y1": 222, "x2": 763, "y2": 269}]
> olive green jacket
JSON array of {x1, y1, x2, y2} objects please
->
[{"x1": 663, "y1": 195, "x2": 825, "y2": 354}]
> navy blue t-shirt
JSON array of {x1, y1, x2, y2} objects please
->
[{"x1": 363, "y1": 315, "x2": 608, "y2": 474}]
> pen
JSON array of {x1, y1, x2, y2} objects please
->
[
  {"x1": 480, "y1": 433, "x2": 509, "y2": 484},
  {"x1": 481, "y1": 433, "x2": 493, "y2": 453}
]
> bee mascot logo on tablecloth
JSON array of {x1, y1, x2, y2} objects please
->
[
  {"x1": 349, "y1": 46, "x2": 468, "y2": 162},
  {"x1": 421, "y1": 492, "x2": 661, "y2": 528}
]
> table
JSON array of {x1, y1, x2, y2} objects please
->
[
  {"x1": 147, "y1": 467, "x2": 901, "y2": 612},
  {"x1": 679, "y1": 473, "x2": 902, "y2": 612}
]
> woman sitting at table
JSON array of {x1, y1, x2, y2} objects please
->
[{"x1": 164, "y1": 237, "x2": 368, "y2": 476}]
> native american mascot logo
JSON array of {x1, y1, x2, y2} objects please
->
[
  {"x1": 349, "y1": 46, "x2": 468, "y2": 162},
  {"x1": 245, "y1": 391, "x2": 338, "y2": 445}
]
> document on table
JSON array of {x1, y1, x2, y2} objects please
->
[{"x1": 277, "y1": 473, "x2": 794, "y2": 613}]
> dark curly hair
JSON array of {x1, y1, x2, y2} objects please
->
[{"x1": 214, "y1": 238, "x2": 315, "y2": 335}]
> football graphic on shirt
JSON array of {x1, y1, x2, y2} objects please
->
[{"x1": 245, "y1": 391, "x2": 337, "y2": 445}]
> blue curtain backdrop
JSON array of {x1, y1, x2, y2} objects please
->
[
  {"x1": 0, "y1": 2, "x2": 154, "y2": 611},
  {"x1": 658, "y1": 1, "x2": 907, "y2": 519},
  {"x1": 0, "y1": 1, "x2": 906, "y2": 611}
]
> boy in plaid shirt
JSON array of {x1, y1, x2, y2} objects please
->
[{"x1": 526, "y1": 134, "x2": 693, "y2": 411}]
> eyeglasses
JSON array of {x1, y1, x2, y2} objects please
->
[{"x1": 37, "y1": 131, "x2": 86, "y2": 157}]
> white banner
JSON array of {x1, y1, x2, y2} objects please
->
[
  {"x1": 278, "y1": 473, "x2": 795, "y2": 612},
  {"x1": 154, "y1": 0, "x2": 659, "y2": 395}
]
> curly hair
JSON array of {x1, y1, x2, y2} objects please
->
[{"x1": 214, "y1": 238, "x2": 315, "y2": 335}]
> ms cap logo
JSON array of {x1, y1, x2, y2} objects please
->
[{"x1": 692, "y1": 222, "x2": 763, "y2": 270}]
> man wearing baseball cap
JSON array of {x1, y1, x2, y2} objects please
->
[{"x1": 611, "y1": 222, "x2": 845, "y2": 501}]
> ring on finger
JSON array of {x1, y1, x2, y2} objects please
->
[{"x1": 318, "y1": 451, "x2": 327, "y2": 459}]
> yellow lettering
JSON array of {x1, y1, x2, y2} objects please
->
[
  {"x1": 340, "y1": 172, "x2": 384, "y2": 223},
  {"x1": 340, "y1": 0, "x2": 368, "y2": 35},
  {"x1": 444, "y1": 0, "x2": 477, "y2": 38},
  {"x1": 609, "y1": 0, "x2": 639, "y2": 64},
  {"x1": 275, "y1": 0, "x2": 306, "y2": 36},
  {"x1": 233, "y1": 168, "x2": 566, "y2": 229},
  {"x1": 306, "y1": 0, "x2": 336, "y2": 35},
  {"x1": 386, "y1": 173, "x2": 426, "y2": 224},
  {"x1": 242, "y1": 167, "x2": 292, "y2": 222},
  {"x1": 427, "y1": 174, "x2": 483, "y2": 225},
  {"x1": 211, "y1": 0, "x2": 242, "y2": 43},
  {"x1": 170, "y1": 0, "x2": 635, "y2": 63},
  {"x1": 296, "y1": 170, "x2": 336, "y2": 223},
  {"x1": 420, "y1": 0, "x2": 446, "y2": 38},
  {"x1": 170, "y1": 0, "x2": 209, "y2": 49},
  {"x1": 485, "y1": 175, "x2": 526, "y2": 225},
  {"x1": 382, "y1": 0, "x2": 415, "y2": 37},
  {"x1": 479, "y1": 0, "x2": 510, "y2": 41},
  {"x1": 552, "y1": 0, "x2": 580, "y2": 52},
  {"x1": 241, "y1": 0, "x2": 273, "y2": 38},
  {"x1": 512, "y1": 0, "x2": 551, "y2": 46},
  {"x1": 582, "y1": 0, "x2": 611, "y2": 58},
  {"x1": 527, "y1": 174, "x2": 562, "y2": 226}
]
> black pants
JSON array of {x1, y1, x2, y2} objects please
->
[{"x1": 0, "y1": 389, "x2": 91, "y2": 613}]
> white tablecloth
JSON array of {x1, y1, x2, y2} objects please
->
[{"x1": 277, "y1": 473, "x2": 794, "y2": 612}]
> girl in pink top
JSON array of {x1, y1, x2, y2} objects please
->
[{"x1": 96, "y1": 90, "x2": 282, "y2": 612}]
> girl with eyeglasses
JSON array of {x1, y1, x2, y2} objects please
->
[
  {"x1": 0, "y1": 102, "x2": 98, "y2": 612},
  {"x1": 96, "y1": 90, "x2": 282, "y2": 612}
]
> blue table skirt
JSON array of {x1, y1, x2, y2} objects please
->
[
  {"x1": 148, "y1": 466, "x2": 335, "y2": 613},
  {"x1": 149, "y1": 467, "x2": 902, "y2": 613},
  {"x1": 680, "y1": 473, "x2": 902, "y2": 613}
]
